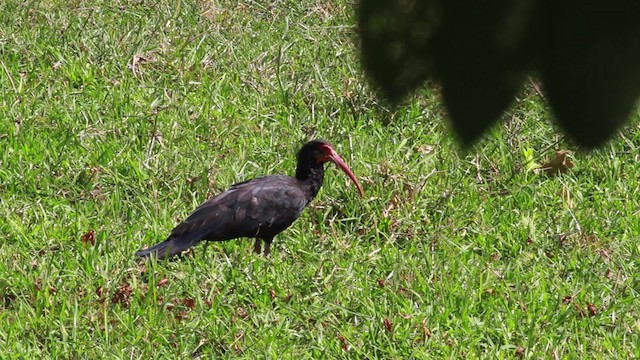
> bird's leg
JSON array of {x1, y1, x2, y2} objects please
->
[
  {"x1": 263, "y1": 238, "x2": 273, "y2": 256},
  {"x1": 253, "y1": 239, "x2": 262, "y2": 254}
]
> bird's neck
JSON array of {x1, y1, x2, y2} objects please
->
[{"x1": 295, "y1": 164, "x2": 325, "y2": 199}]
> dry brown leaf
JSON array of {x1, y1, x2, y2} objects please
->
[
  {"x1": 175, "y1": 310, "x2": 189, "y2": 321},
  {"x1": 128, "y1": 52, "x2": 155, "y2": 76},
  {"x1": 421, "y1": 318, "x2": 432, "y2": 339},
  {"x1": 81, "y1": 229, "x2": 96, "y2": 245},
  {"x1": 417, "y1": 144, "x2": 434, "y2": 155},
  {"x1": 182, "y1": 298, "x2": 196, "y2": 310},
  {"x1": 383, "y1": 318, "x2": 393, "y2": 333},
  {"x1": 237, "y1": 307, "x2": 248, "y2": 318},
  {"x1": 337, "y1": 334, "x2": 348, "y2": 351},
  {"x1": 111, "y1": 283, "x2": 134, "y2": 307},
  {"x1": 541, "y1": 150, "x2": 574, "y2": 175}
]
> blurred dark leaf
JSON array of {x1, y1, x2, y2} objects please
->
[
  {"x1": 539, "y1": 1, "x2": 640, "y2": 147},
  {"x1": 358, "y1": 0, "x2": 640, "y2": 147},
  {"x1": 358, "y1": 0, "x2": 440, "y2": 102},
  {"x1": 434, "y1": 1, "x2": 535, "y2": 144}
]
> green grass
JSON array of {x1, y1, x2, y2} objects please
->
[{"x1": 1, "y1": 0, "x2": 640, "y2": 358}]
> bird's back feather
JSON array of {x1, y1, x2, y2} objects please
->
[{"x1": 135, "y1": 175, "x2": 310, "y2": 259}]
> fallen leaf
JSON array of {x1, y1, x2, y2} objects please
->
[
  {"x1": 417, "y1": 144, "x2": 435, "y2": 155},
  {"x1": 89, "y1": 189, "x2": 104, "y2": 201},
  {"x1": 401, "y1": 274, "x2": 416, "y2": 282},
  {"x1": 398, "y1": 287, "x2": 411, "y2": 298},
  {"x1": 237, "y1": 307, "x2": 248, "y2": 318},
  {"x1": 519, "y1": 302, "x2": 527, "y2": 312},
  {"x1": 111, "y1": 283, "x2": 134, "y2": 307},
  {"x1": 383, "y1": 318, "x2": 393, "y2": 333},
  {"x1": 559, "y1": 235, "x2": 568, "y2": 246},
  {"x1": 233, "y1": 332, "x2": 244, "y2": 354},
  {"x1": 605, "y1": 268, "x2": 614, "y2": 280},
  {"x1": 421, "y1": 318, "x2": 432, "y2": 339},
  {"x1": 587, "y1": 303, "x2": 598, "y2": 317},
  {"x1": 182, "y1": 298, "x2": 196, "y2": 310},
  {"x1": 128, "y1": 52, "x2": 156, "y2": 76},
  {"x1": 187, "y1": 176, "x2": 199, "y2": 186},
  {"x1": 81, "y1": 230, "x2": 96, "y2": 245},
  {"x1": 175, "y1": 310, "x2": 189, "y2": 321},
  {"x1": 483, "y1": 288, "x2": 496, "y2": 295},
  {"x1": 3, "y1": 293, "x2": 17, "y2": 307},
  {"x1": 337, "y1": 334, "x2": 348, "y2": 351},
  {"x1": 541, "y1": 150, "x2": 574, "y2": 175},
  {"x1": 157, "y1": 278, "x2": 169, "y2": 287}
]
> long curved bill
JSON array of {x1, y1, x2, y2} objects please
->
[{"x1": 322, "y1": 145, "x2": 364, "y2": 197}]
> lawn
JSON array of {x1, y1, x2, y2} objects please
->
[{"x1": 1, "y1": 0, "x2": 639, "y2": 358}]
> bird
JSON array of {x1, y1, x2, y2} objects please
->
[{"x1": 135, "y1": 139, "x2": 364, "y2": 259}]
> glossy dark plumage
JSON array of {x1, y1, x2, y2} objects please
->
[{"x1": 135, "y1": 140, "x2": 363, "y2": 259}]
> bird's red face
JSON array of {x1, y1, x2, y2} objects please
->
[{"x1": 316, "y1": 143, "x2": 364, "y2": 197}]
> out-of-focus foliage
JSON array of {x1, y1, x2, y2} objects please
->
[{"x1": 359, "y1": 0, "x2": 640, "y2": 148}]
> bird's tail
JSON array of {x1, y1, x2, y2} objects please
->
[{"x1": 135, "y1": 236, "x2": 196, "y2": 259}]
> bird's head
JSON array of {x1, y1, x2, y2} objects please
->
[{"x1": 299, "y1": 139, "x2": 364, "y2": 197}]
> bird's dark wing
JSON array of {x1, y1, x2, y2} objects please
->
[
  {"x1": 135, "y1": 175, "x2": 309, "y2": 259},
  {"x1": 175, "y1": 175, "x2": 309, "y2": 240}
]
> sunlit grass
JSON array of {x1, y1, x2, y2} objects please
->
[{"x1": 1, "y1": 0, "x2": 639, "y2": 358}]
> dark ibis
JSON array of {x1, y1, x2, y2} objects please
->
[{"x1": 135, "y1": 139, "x2": 364, "y2": 259}]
